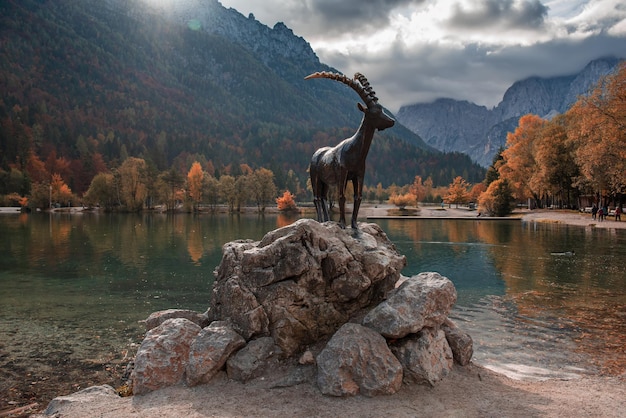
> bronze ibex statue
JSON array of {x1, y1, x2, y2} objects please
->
[{"x1": 306, "y1": 71, "x2": 395, "y2": 229}]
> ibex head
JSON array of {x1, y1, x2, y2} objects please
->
[{"x1": 305, "y1": 71, "x2": 395, "y2": 131}]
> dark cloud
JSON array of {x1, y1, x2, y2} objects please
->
[
  {"x1": 447, "y1": 0, "x2": 548, "y2": 30},
  {"x1": 319, "y1": 32, "x2": 626, "y2": 112},
  {"x1": 294, "y1": 0, "x2": 426, "y2": 37}
]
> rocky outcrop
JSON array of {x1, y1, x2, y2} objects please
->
[
  {"x1": 132, "y1": 318, "x2": 201, "y2": 395},
  {"x1": 316, "y1": 323, "x2": 403, "y2": 397},
  {"x1": 185, "y1": 321, "x2": 246, "y2": 386},
  {"x1": 363, "y1": 272, "x2": 457, "y2": 338},
  {"x1": 130, "y1": 220, "x2": 473, "y2": 397},
  {"x1": 144, "y1": 309, "x2": 209, "y2": 332},
  {"x1": 442, "y1": 318, "x2": 474, "y2": 366},
  {"x1": 390, "y1": 327, "x2": 453, "y2": 386},
  {"x1": 208, "y1": 219, "x2": 406, "y2": 356}
]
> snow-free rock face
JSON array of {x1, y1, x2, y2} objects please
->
[
  {"x1": 362, "y1": 272, "x2": 457, "y2": 338},
  {"x1": 390, "y1": 327, "x2": 454, "y2": 386},
  {"x1": 185, "y1": 321, "x2": 246, "y2": 386},
  {"x1": 397, "y1": 57, "x2": 622, "y2": 166},
  {"x1": 209, "y1": 219, "x2": 407, "y2": 356},
  {"x1": 316, "y1": 323, "x2": 403, "y2": 397},
  {"x1": 132, "y1": 318, "x2": 201, "y2": 395}
]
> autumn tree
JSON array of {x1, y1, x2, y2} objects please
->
[
  {"x1": 250, "y1": 168, "x2": 277, "y2": 212},
  {"x1": 389, "y1": 192, "x2": 416, "y2": 210},
  {"x1": 276, "y1": 190, "x2": 297, "y2": 211},
  {"x1": 51, "y1": 173, "x2": 74, "y2": 206},
  {"x1": 532, "y1": 115, "x2": 579, "y2": 208},
  {"x1": 218, "y1": 175, "x2": 236, "y2": 212},
  {"x1": 187, "y1": 161, "x2": 204, "y2": 211},
  {"x1": 499, "y1": 114, "x2": 546, "y2": 204},
  {"x1": 234, "y1": 175, "x2": 250, "y2": 212},
  {"x1": 444, "y1": 176, "x2": 471, "y2": 207},
  {"x1": 117, "y1": 157, "x2": 148, "y2": 212},
  {"x1": 203, "y1": 173, "x2": 220, "y2": 210},
  {"x1": 566, "y1": 61, "x2": 626, "y2": 200},
  {"x1": 84, "y1": 173, "x2": 117, "y2": 211},
  {"x1": 478, "y1": 178, "x2": 515, "y2": 216},
  {"x1": 409, "y1": 175, "x2": 426, "y2": 206},
  {"x1": 159, "y1": 167, "x2": 185, "y2": 211}
]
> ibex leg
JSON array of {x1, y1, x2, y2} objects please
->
[{"x1": 351, "y1": 178, "x2": 363, "y2": 229}]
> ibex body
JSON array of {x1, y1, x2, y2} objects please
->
[{"x1": 306, "y1": 72, "x2": 395, "y2": 229}]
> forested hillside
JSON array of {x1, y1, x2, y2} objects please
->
[{"x1": 0, "y1": 0, "x2": 485, "y2": 205}]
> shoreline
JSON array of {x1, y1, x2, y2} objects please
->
[{"x1": 5, "y1": 205, "x2": 626, "y2": 417}]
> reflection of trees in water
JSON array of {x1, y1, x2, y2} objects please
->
[
  {"x1": 380, "y1": 219, "x2": 626, "y2": 375},
  {"x1": 485, "y1": 223, "x2": 626, "y2": 376}
]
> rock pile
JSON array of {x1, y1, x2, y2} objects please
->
[{"x1": 131, "y1": 219, "x2": 473, "y2": 397}]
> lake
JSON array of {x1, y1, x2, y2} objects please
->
[{"x1": 1, "y1": 211, "x2": 625, "y2": 405}]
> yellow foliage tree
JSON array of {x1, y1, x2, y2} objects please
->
[{"x1": 388, "y1": 192, "x2": 416, "y2": 209}]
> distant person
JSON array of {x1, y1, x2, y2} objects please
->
[
  {"x1": 615, "y1": 206, "x2": 622, "y2": 221},
  {"x1": 602, "y1": 205, "x2": 609, "y2": 221},
  {"x1": 591, "y1": 204, "x2": 598, "y2": 220},
  {"x1": 597, "y1": 206, "x2": 604, "y2": 221}
]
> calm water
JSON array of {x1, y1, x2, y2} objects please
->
[{"x1": 1, "y1": 212, "x2": 625, "y2": 392}]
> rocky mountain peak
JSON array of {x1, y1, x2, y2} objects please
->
[{"x1": 397, "y1": 57, "x2": 623, "y2": 166}]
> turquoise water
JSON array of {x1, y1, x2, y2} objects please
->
[{"x1": 1, "y1": 212, "x2": 625, "y2": 397}]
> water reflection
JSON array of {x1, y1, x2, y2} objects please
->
[
  {"x1": 378, "y1": 218, "x2": 626, "y2": 378},
  {"x1": 0, "y1": 214, "x2": 624, "y2": 392}
]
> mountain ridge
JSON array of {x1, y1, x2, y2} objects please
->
[{"x1": 397, "y1": 56, "x2": 623, "y2": 166}]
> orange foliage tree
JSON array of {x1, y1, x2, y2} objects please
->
[
  {"x1": 187, "y1": 161, "x2": 204, "y2": 211},
  {"x1": 566, "y1": 61, "x2": 626, "y2": 199},
  {"x1": 276, "y1": 190, "x2": 297, "y2": 211},
  {"x1": 499, "y1": 114, "x2": 545, "y2": 202},
  {"x1": 444, "y1": 176, "x2": 471, "y2": 207},
  {"x1": 388, "y1": 192, "x2": 416, "y2": 209}
]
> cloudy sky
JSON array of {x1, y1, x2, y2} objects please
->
[{"x1": 219, "y1": 0, "x2": 626, "y2": 112}]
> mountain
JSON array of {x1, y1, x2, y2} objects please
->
[
  {"x1": 0, "y1": 0, "x2": 486, "y2": 197},
  {"x1": 396, "y1": 57, "x2": 623, "y2": 167}
]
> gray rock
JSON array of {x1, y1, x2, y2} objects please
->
[
  {"x1": 442, "y1": 318, "x2": 474, "y2": 366},
  {"x1": 390, "y1": 327, "x2": 453, "y2": 386},
  {"x1": 316, "y1": 323, "x2": 403, "y2": 397},
  {"x1": 226, "y1": 337, "x2": 283, "y2": 383},
  {"x1": 131, "y1": 318, "x2": 201, "y2": 395},
  {"x1": 144, "y1": 308, "x2": 209, "y2": 331},
  {"x1": 44, "y1": 385, "x2": 117, "y2": 415},
  {"x1": 210, "y1": 219, "x2": 406, "y2": 356},
  {"x1": 362, "y1": 272, "x2": 457, "y2": 339},
  {"x1": 185, "y1": 322, "x2": 246, "y2": 386}
]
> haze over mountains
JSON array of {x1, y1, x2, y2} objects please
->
[{"x1": 397, "y1": 57, "x2": 622, "y2": 167}]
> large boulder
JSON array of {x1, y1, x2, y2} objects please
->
[
  {"x1": 185, "y1": 322, "x2": 246, "y2": 386},
  {"x1": 442, "y1": 318, "x2": 474, "y2": 366},
  {"x1": 362, "y1": 272, "x2": 457, "y2": 338},
  {"x1": 316, "y1": 323, "x2": 403, "y2": 397},
  {"x1": 131, "y1": 318, "x2": 201, "y2": 395},
  {"x1": 390, "y1": 327, "x2": 454, "y2": 386},
  {"x1": 144, "y1": 308, "x2": 209, "y2": 332},
  {"x1": 226, "y1": 337, "x2": 284, "y2": 383},
  {"x1": 209, "y1": 219, "x2": 406, "y2": 356}
]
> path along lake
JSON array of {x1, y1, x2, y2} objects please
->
[{"x1": 1, "y1": 211, "x2": 625, "y2": 405}]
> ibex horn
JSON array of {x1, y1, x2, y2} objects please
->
[{"x1": 305, "y1": 71, "x2": 378, "y2": 106}]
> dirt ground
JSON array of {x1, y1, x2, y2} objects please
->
[
  {"x1": 4, "y1": 207, "x2": 626, "y2": 417},
  {"x1": 31, "y1": 364, "x2": 626, "y2": 418}
]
